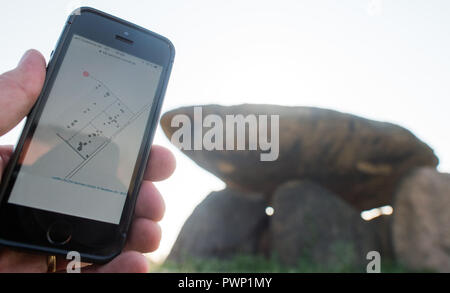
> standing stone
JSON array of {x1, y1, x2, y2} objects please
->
[
  {"x1": 167, "y1": 188, "x2": 268, "y2": 262},
  {"x1": 269, "y1": 180, "x2": 379, "y2": 271},
  {"x1": 368, "y1": 214, "x2": 394, "y2": 260},
  {"x1": 393, "y1": 167, "x2": 450, "y2": 272}
]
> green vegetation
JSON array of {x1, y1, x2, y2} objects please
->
[{"x1": 153, "y1": 254, "x2": 423, "y2": 273}]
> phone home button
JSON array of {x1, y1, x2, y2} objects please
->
[{"x1": 46, "y1": 221, "x2": 72, "y2": 246}]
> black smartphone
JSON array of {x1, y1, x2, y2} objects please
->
[{"x1": 0, "y1": 7, "x2": 174, "y2": 263}]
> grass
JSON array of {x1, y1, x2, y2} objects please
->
[{"x1": 152, "y1": 254, "x2": 424, "y2": 273}]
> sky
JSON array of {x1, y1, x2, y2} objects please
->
[{"x1": 0, "y1": 0, "x2": 449, "y2": 262}]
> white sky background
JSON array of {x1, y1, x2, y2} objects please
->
[{"x1": 0, "y1": 0, "x2": 449, "y2": 262}]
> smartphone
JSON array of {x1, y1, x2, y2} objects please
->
[{"x1": 0, "y1": 7, "x2": 174, "y2": 263}]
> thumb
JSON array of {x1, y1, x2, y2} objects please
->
[{"x1": 0, "y1": 50, "x2": 46, "y2": 136}]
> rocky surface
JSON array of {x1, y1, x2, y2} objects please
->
[
  {"x1": 162, "y1": 104, "x2": 447, "y2": 272},
  {"x1": 269, "y1": 180, "x2": 379, "y2": 269},
  {"x1": 392, "y1": 167, "x2": 450, "y2": 273},
  {"x1": 168, "y1": 188, "x2": 268, "y2": 262},
  {"x1": 368, "y1": 214, "x2": 394, "y2": 260},
  {"x1": 161, "y1": 104, "x2": 438, "y2": 211}
]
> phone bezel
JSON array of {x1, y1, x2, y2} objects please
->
[{"x1": 0, "y1": 7, "x2": 175, "y2": 263}]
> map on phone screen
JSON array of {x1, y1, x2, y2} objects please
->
[{"x1": 8, "y1": 35, "x2": 163, "y2": 224}]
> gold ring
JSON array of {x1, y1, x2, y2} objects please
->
[{"x1": 47, "y1": 255, "x2": 57, "y2": 273}]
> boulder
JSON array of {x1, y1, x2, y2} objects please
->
[
  {"x1": 367, "y1": 214, "x2": 394, "y2": 260},
  {"x1": 161, "y1": 104, "x2": 438, "y2": 211},
  {"x1": 392, "y1": 167, "x2": 450, "y2": 272},
  {"x1": 269, "y1": 180, "x2": 379, "y2": 271},
  {"x1": 167, "y1": 188, "x2": 268, "y2": 262}
]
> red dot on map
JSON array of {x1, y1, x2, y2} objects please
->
[{"x1": 83, "y1": 71, "x2": 89, "y2": 77}]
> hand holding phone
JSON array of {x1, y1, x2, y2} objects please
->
[
  {"x1": 0, "y1": 51, "x2": 175, "y2": 273},
  {"x1": 0, "y1": 8, "x2": 175, "y2": 272}
]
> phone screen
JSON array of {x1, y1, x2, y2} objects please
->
[{"x1": 8, "y1": 34, "x2": 163, "y2": 225}]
